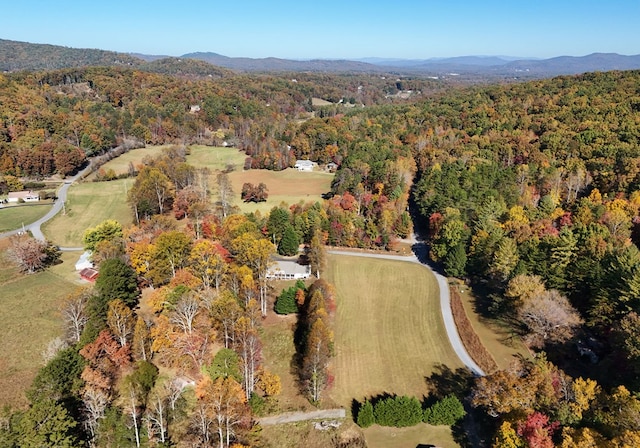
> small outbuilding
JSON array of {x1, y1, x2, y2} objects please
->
[
  {"x1": 75, "y1": 251, "x2": 93, "y2": 271},
  {"x1": 79, "y1": 268, "x2": 99, "y2": 282}
]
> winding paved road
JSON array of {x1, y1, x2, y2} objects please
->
[
  {"x1": 328, "y1": 246, "x2": 485, "y2": 377},
  {"x1": 0, "y1": 163, "x2": 92, "y2": 248}
]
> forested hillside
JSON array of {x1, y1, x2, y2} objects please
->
[{"x1": 4, "y1": 61, "x2": 640, "y2": 446}]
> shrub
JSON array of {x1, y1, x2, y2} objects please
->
[
  {"x1": 356, "y1": 400, "x2": 374, "y2": 428},
  {"x1": 248, "y1": 392, "x2": 266, "y2": 416},
  {"x1": 373, "y1": 395, "x2": 422, "y2": 427},
  {"x1": 423, "y1": 394, "x2": 466, "y2": 426},
  {"x1": 274, "y1": 280, "x2": 306, "y2": 314}
]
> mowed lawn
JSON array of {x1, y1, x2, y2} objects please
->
[
  {"x1": 0, "y1": 203, "x2": 53, "y2": 233},
  {"x1": 186, "y1": 145, "x2": 247, "y2": 172},
  {"x1": 327, "y1": 254, "x2": 463, "y2": 406},
  {"x1": 0, "y1": 242, "x2": 81, "y2": 407},
  {"x1": 42, "y1": 179, "x2": 133, "y2": 246},
  {"x1": 326, "y1": 254, "x2": 463, "y2": 448}
]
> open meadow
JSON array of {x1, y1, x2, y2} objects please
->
[
  {"x1": 227, "y1": 168, "x2": 333, "y2": 214},
  {"x1": 85, "y1": 145, "x2": 168, "y2": 180},
  {"x1": 186, "y1": 145, "x2": 334, "y2": 214},
  {"x1": 42, "y1": 179, "x2": 133, "y2": 246},
  {"x1": 0, "y1": 241, "x2": 83, "y2": 408},
  {"x1": 327, "y1": 254, "x2": 463, "y2": 405}
]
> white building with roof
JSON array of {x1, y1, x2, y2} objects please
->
[
  {"x1": 266, "y1": 259, "x2": 311, "y2": 280},
  {"x1": 294, "y1": 160, "x2": 317, "y2": 172}
]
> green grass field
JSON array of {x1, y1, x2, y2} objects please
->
[
  {"x1": 186, "y1": 145, "x2": 247, "y2": 172},
  {"x1": 85, "y1": 145, "x2": 168, "y2": 180},
  {"x1": 42, "y1": 179, "x2": 133, "y2": 246},
  {"x1": 328, "y1": 254, "x2": 463, "y2": 405},
  {"x1": 0, "y1": 203, "x2": 53, "y2": 232},
  {"x1": 326, "y1": 254, "x2": 463, "y2": 448},
  {"x1": 227, "y1": 168, "x2": 333, "y2": 214},
  {"x1": 185, "y1": 145, "x2": 334, "y2": 214},
  {"x1": 363, "y1": 423, "x2": 459, "y2": 448},
  {"x1": 0, "y1": 243, "x2": 82, "y2": 408}
]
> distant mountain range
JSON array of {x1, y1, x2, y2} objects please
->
[{"x1": 2, "y1": 38, "x2": 640, "y2": 80}]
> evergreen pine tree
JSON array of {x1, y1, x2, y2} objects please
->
[
  {"x1": 356, "y1": 400, "x2": 375, "y2": 427},
  {"x1": 279, "y1": 224, "x2": 300, "y2": 256}
]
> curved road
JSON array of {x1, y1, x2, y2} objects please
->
[
  {"x1": 0, "y1": 163, "x2": 92, "y2": 247},
  {"x1": 328, "y1": 247, "x2": 485, "y2": 377}
]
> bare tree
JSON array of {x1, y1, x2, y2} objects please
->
[
  {"x1": 107, "y1": 299, "x2": 135, "y2": 347},
  {"x1": 42, "y1": 337, "x2": 68, "y2": 363},
  {"x1": 217, "y1": 172, "x2": 234, "y2": 219},
  {"x1": 82, "y1": 386, "x2": 109, "y2": 443},
  {"x1": 60, "y1": 289, "x2": 90, "y2": 343},
  {"x1": 145, "y1": 389, "x2": 168, "y2": 444},
  {"x1": 517, "y1": 289, "x2": 582, "y2": 348},
  {"x1": 170, "y1": 294, "x2": 200, "y2": 334}
]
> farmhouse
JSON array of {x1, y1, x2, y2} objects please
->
[
  {"x1": 266, "y1": 259, "x2": 311, "y2": 280},
  {"x1": 7, "y1": 190, "x2": 40, "y2": 203},
  {"x1": 294, "y1": 160, "x2": 317, "y2": 172}
]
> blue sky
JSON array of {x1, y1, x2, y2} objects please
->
[{"x1": 3, "y1": 1, "x2": 639, "y2": 59}]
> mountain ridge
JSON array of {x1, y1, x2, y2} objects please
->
[{"x1": 2, "y1": 38, "x2": 640, "y2": 79}]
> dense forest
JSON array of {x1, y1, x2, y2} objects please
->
[{"x1": 3, "y1": 61, "x2": 640, "y2": 446}]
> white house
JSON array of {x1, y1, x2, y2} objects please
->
[
  {"x1": 294, "y1": 160, "x2": 317, "y2": 172},
  {"x1": 266, "y1": 260, "x2": 311, "y2": 280},
  {"x1": 7, "y1": 191, "x2": 40, "y2": 203}
]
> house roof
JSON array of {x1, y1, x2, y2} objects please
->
[
  {"x1": 8, "y1": 190, "x2": 39, "y2": 199},
  {"x1": 79, "y1": 267, "x2": 99, "y2": 281},
  {"x1": 268, "y1": 260, "x2": 310, "y2": 276}
]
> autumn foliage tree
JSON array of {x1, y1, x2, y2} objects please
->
[
  {"x1": 8, "y1": 235, "x2": 50, "y2": 274},
  {"x1": 193, "y1": 376, "x2": 249, "y2": 448},
  {"x1": 241, "y1": 182, "x2": 268, "y2": 203}
]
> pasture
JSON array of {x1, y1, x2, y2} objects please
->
[
  {"x1": 185, "y1": 145, "x2": 247, "y2": 172},
  {"x1": 42, "y1": 179, "x2": 132, "y2": 247},
  {"x1": 0, "y1": 242, "x2": 82, "y2": 408},
  {"x1": 227, "y1": 169, "x2": 333, "y2": 214},
  {"x1": 185, "y1": 145, "x2": 334, "y2": 214},
  {"x1": 85, "y1": 145, "x2": 167, "y2": 179}
]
